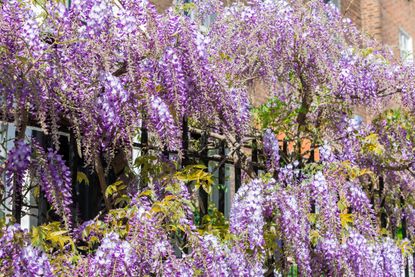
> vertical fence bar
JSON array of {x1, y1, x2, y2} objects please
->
[
  {"x1": 282, "y1": 139, "x2": 288, "y2": 168},
  {"x1": 69, "y1": 132, "x2": 78, "y2": 227},
  {"x1": 234, "y1": 159, "x2": 242, "y2": 193},
  {"x1": 252, "y1": 139, "x2": 259, "y2": 175},
  {"x1": 309, "y1": 145, "x2": 316, "y2": 213},
  {"x1": 218, "y1": 140, "x2": 226, "y2": 213},
  {"x1": 12, "y1": 130, "x2": 23, "y2": 223},
  {"x1": 139, "y1": 121, "x2": 148, "y2": 189},
  {"x1": 182, "y1": 117, "x2": 189, "y2": 168},
  {"x1": 199, "y1": 132, "x2": 209, "y2": 216},
  {"x1": 379, "y1": 176, "x2": 387, "y2": 229},
  {"x1": 141, "y1": 121, "x2": 148, "y2": 156},
  {"x1": 401, "y1": 195, "x2": 409, "y2": 277},
  {"x1": 234, "y1": 136, "x2": 242, "y2": 192}
]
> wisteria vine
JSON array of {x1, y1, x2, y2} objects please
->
[{"x1": 1, "y1": 0, "x2": 415, "y2": 276}]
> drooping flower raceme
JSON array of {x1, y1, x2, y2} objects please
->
[
  {"x1": 89, "y1": 232, "x2": 138, "y2": 276},
  {"x1": 230, "y1": 179, "x2": 265, "y2": 251},
  {"x1": 344, "y1": 181, "x2": 376, "y2": 236},
  {"x1": 31, "y1": 144, "x2": 73, "y2": 229},
  {"x1": 4, "y1": 140, "x2": 31, "y2": 189},
  {"x1": 0, "y1": 225, "x2": 53, "y2": 277},
  {"x1": 263, "y1": 129, "x2": 280, "y2": 172},
  {"x1": 275, "y1": 188, "x2": 312, "y2": 276},
  {"x1": 148, "y1": 95, "x2": 180, "y2": 150},
  {"x1": 309, "y1": 171, "x2": 339, "y2": 234}
]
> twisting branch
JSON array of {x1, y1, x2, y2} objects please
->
[
  {"x1": 12, "y1": 104, "x2": 28, "y2": 224},
  {"x1": 94, "y1": 156, "x2": 112, "y2": 211},
  {"x1": 210, "y1": 141, "x2": 241, "y2": 174}
]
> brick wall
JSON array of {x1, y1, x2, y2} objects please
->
[
  {"x1": 379, "y1": 0, "x2": 415, "y2": 56},
  {"x1": 150, "y1": 0, "x2": 173, "y2": 12},
  {"x1": 361, "y1": 0, "x2": 382, "y2": 41},
  {"x1": 339, "y1": 0, "x2": 415, "y2": 119},
  {"x1": 341, "y1": 0, "x2": 415, "y2": 58},
  {"x1": 341, "y1": 0, "x2": 362, "y2": 29}
]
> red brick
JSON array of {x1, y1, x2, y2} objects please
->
[{"x1": 341, "y1": 0, "x2": 415, "y2": 58}]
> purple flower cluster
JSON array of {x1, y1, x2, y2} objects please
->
[
  {"x1": 405, "y1": 205, "x2": 415, "y2": 237},
  {"x1": 189, "y1": 233, "x2": 264, "y2": 276},
  {"x1": 230, "y1": 179, "x2": 265, "y2": 251},
  {"x1": 263, "y1": 129, "x2": 280, "y2": 172},
  {"x1": 0, "y1": 225, "x2": 53, "y2": 276},
  {"x1": 89, "y1": 232, "x2": 137, "y2": 276},
  {"x1": 345, "y1": 182, "x2": 376, "y2": 236},
  {"x1": 342, "y1": 231, "x2": 404, "y2": 276},
  {"x1": 32, "y1": 145, "x2": 73, "y2": 229},
  {"x1": 85, "y1": 1, "x2": 113, "y2": 38},
  {"x1": 225, "y1": 244, "x2": 264, "y2": 276},
  {"x1": 125, "y1": 204, "x2": 177, "y2": 275},
  {"x1": 1, "y1": 0, "x2": 415, "y2": 275},
  {"x1": 160, "y1": 46, "x2": 188, "y2": 117},
  {"x1": 378, "y1": 238, "x2": 403, "y2": 276},
  {"x1": 97, "y1": 73, "x2": 130, "y2": 146},
  {"x1": 345, "y1": 181, "x2": 372, "y2": 212},
  {"x1": 20, "y1": 3, "x2": 46, "y2": 58},
  {"x1": 191, "y1": 234, "x2": 231, "y2": 276},
  {"x1": 313, "y1": 234, "x2": 342, "y2": 274},
  {"x1": 4, "y1": 140, "x2": 31, "y2": 189},
  {"x1": 275, "y1": 189, "x2": 312, "y2": 275},
  {"x1": 342, "y1": 231, "x2": 375, "y2": 275},
  {"x1": 149, "y1": 95, "x2": 180, "y2": 150},
  {"x1": 314, "y1": 232, "x2": 403, "y2": 276},
  {"x1": 309, "y1": 172, "x2": 339, "y2": 233}
]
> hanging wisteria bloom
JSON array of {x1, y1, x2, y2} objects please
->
[
  {"x1": 230, "y1": 179, "x2": 266, "y2": 251},
  {"x1": 4, "y1": 140, "x2": 31, "y2": 189},
  {"x1": 148, "y1": 95, "x2": 180, "y2": 150},
  {"x1": 89, "y1": 233, "x2": 138, "y2": 276},
  {"x1": 263, "y1": 129, "x2": 280, "y2": 172},
  {"x1": 0, "y1": 225, "x2": 53, "y2": 276},
  {"x1": 31, "y1": 144, "x2": 73, "y2": 229}
]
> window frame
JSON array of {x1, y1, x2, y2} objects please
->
[{"x1": 399, "y1": 28, "x2": 414, "y2": 63}]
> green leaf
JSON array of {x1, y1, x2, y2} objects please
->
[
  {"x1": 114, "y1": 195, "x2": 131, "y2": 206},
  {"x1": 340, "y1": 213, "x2": 353, "y2": 228},
  {"x1": 361, "y1": 47, "x2": 373, "y2": 58},
  {"x1": 76, "y1": 172, "x2": 89, "y2": 185},
  {"x1": 310, "y1": 230, "x2": 320, "y2": 247},
  {"x1": 307, "y1": 213, "x2": 317, "y2": 224},
  {"x1": 164, "y1": 195, "x2": 176, "y2": 201},
  {"x1": 139, "y1": 190, "x2": 153, "y2": 197},
  {"x1": 202, "y1": 182, "x2": 212, "y2": 194},
  {"x1": 105, "y1": 181, "x2": 124, "y2": 198},
  {"x1": 337, "y1": 198, "x2": 348, "y2": 212},
  {"x1": 361, "y1": 133, "x2": 384, "y2": 156},
  {"x1": 396, "y1": 227, "x2": 403, "y2": 240}
]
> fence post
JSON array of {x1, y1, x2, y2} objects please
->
[
  {"x1": 218, "y1": 140, "x2": 226, "y2": 213},
  {"x1": 139, "y1": 121, "x2": 148, "y2": 189},
  {"x1": 234, "y1": 139, "x2": 242, "y2": 193},
  {"x1": 140, "y1": 121, "x2": 148, "y2": 156},
  {"x1": 252, "y1": 139, "x2": 259, "y2": 175},
  {"x1": 182, "y1": 117, "x2": 189, "y2": 167},
  {"x1": 401, "y1": 195, "x2": 410, "y2": 277},
  {"x1": 379, "y1": 176, "x2": 387, "y2": 229},
  {"x1": 69, "y1": 132, "x2": 78, "y2": 227},
  {"x1": 199, "y1": 132, "x2": 209, "y2": 216}
]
